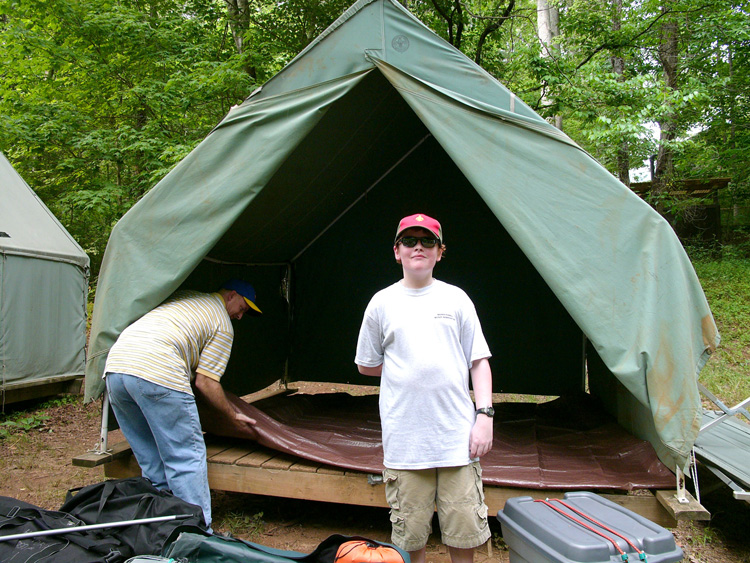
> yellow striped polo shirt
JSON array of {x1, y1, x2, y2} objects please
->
[{"x1": 104, "y1": 290, "x2": 234, "y2": 395}]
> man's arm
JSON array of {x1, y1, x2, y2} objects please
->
[
  {"x1": 469, "y1": 357, "x2": 493, "y2": 458},
  {"x1": 194, "y1": 372, "x2": 256, "y2": 426},
  {"x1": 357, "y1": 364, "x2": 382, "y2": 376}
]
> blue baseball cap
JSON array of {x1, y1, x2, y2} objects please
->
[{"x1": 222, "y1": 279, "x2": 262, "y2": 315}]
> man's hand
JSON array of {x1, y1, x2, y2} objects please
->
[
  {"x1": 235, "y1": 411, "x2": 256, "y2": 425},
  {"x1": 470, "y1": 414, "x2": 493, "y2": 458},
  {"x1": 194, "y1": 373, "x2": 257, "y2": 438}
]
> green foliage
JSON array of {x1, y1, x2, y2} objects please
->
[
  {"x1": 39, "y1": 394, "x2": 80, "y2": 409},
  {"x1": 0, "y1": 414, "x2": 51, "y2": 439},
  {"x1": 0, "y1": 0, "x2": 254, "y2": 278},
  {"x1": 691, "y1": 248, "x2": 750, "y2": 406},
  {"x1": 220, "y1": 510, "x2": 265, "y2": 538},
  {"x1": 0, "y1": 395, "x2": 79, "y2": 439}
]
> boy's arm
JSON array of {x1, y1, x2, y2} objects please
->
[
  {"x1": 357, "y1": 364, "x2": 382, "y2": 376},
  {"x1": 469, "y1": 357, "x2": 493, "y2": 458}
]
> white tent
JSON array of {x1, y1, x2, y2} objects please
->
[{"x1": 1, "y1": 152, "x2": 89, "y2": 403}]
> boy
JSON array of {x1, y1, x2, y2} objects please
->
[{"x1": 355, "y1": 213, "x2": 494, "y2": 563}]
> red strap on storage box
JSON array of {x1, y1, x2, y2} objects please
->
[{"x1": 534, "y1": 499, "x2": 647, "y2": 562}]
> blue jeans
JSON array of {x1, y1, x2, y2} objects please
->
[{"x1": 105, "y1": 372, "x2": 212, "y2": 528}]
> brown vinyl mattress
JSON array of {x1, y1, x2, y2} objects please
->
[{"x1": 210, "y1": 392, "x2": 675, "y2": 490}]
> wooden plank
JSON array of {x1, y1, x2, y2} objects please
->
[
  {"x1": 73, "y1": 440, "x2": 133, "y2": 468},
  {"x1": 241, "y1": 384, "x2": 298, "y2": 404},
  {"x1": 656, "y1": 490, "x2": 710, "y2": 522},
  {"x1": 236, "y1": 448, "x2": 277, "y2": 468},
  {"x1": 206, "y1": 440, "x2": 238, "y2": 458},
  {"x1": 207, "y1": 461, "x2": 389, "y2": 508},
  {"x1": 317, "y1": 465, "x2": 346, "y2": 476},
  {"x1": 601, "y1": 492, "x2": 678, "y2": 528},
  {"x1": 261, "y1": 453, "x2": 299, "y2": 470},
  {"x1": 104, "y1": 452, "x2": 142, "y2": 480},
  {"x1": 289, "y1": 459, "x2": 324, "y2": 473},
  {"x1": 211, "y1": 445, "x2": 258, "y2": 465},
  {"x1": 1, "y1": 376, "x2": 83, "y2": 405}
]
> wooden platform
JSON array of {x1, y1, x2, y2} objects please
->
[
  {"x1": 74, "y1": 436, "x2": 702, "y2": 528},
  {"x1": 1, "y1": 374, "x2": 83, "y2": 405}
]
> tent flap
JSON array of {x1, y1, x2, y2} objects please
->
[{"x1": 84, "y1": 71, "x2": 371, "y2": 402}]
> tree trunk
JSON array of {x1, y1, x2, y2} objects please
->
[
  {"x1": 654, "y1": 4, "x2": 679, "y2": 210},
  {"x1": 224, "y1": 0, "x2": 256, "y2": 79},
  {"x1": 537, "y1": 0, "x2": 559, "y2": 48},
  {"x1": 537, "y1": 0, "x2": 561, "y2": 129},
  {"x1": 611, "y1": 0, "x2": 630, "y2": 186}
]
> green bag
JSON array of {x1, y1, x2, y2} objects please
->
[{"x1": 162, "y1": 529, "x2": 409, "y2": 563}]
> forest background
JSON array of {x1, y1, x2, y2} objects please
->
[{"x1": 1, "y1": 0, "x2": 749, "y2": 280}]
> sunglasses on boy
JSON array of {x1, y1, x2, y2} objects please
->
[{"x1": 397, "y1": 236, "x2": 441, "y2": 248}]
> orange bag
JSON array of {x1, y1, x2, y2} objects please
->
[{"x1": 335, "y1": 540, "x2": 405, "y2": 563}]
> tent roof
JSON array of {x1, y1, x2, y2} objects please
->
[
  {"x1": 85, "y1": 0, "x2": 719, "y2": 472},
  {"x1": 0, "y1": 152, "x2": 89, "y2": 269}
]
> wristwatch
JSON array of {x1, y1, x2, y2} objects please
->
[{"x1": 476, "y1": 407, "x2": 495, "y2": 418}]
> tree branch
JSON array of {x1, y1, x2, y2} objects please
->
[
  {"x1": 474, "y1": 0, "x2": 515, "y2": 65},
  {"x1": 575, "y1": 3, "x2": 714, "y2": 70}
]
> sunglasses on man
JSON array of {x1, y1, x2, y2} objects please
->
[{"x1": 397, "y1": 236, "x2": 440, "y2": 248}]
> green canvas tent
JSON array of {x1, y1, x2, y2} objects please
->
[
  {"x1": 85, "y1": 0, "x2": 719, "y2": 474},
  {"x1": 1, "y1": 152, "x2": 89, "y2": 402}
]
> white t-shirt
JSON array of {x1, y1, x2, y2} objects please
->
[{"x1": 355, "y1": 279, "x2": 491, "y2": 469}]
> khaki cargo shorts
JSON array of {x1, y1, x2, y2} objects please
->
[{"x1": 382, "y1": 462, "x2": 490, "y2": 551}]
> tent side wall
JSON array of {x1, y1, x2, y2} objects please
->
[
  {"x1": 1, "y1": 151, "x2": 89, "y2": 402},
  {"x1": 1, "y1": 253, "x2": 88, "y2": 387}
]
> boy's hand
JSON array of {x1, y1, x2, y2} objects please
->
[{"x1": 470, "y1": 415, "x2": 493, "y2": 458}]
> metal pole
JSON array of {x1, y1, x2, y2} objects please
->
[
  {"x1": 0, "y1": 514, "x2": 190, "y2": 542},
  {"x1": 98, "y1": 392, "x2": 110, "y2": 454}
]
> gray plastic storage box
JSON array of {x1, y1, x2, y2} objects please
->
[{"x1": 497, "y1": 492, "x2": 682, "y2": 563}]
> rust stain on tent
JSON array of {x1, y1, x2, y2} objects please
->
[
  {"x1": 650, "y1": 331, "x2": 683, "y2": 433},
  {"x1": 651, "y1": 316, "x2": 717, "y2": 435},
  {"x1": 702, "y1": 314, "x2": 718, "y2": 353}
]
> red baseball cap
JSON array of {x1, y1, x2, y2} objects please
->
[{"x1": 394, "y1": 213, "x2": 443, "y2": 243}]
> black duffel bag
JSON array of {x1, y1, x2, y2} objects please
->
[
  {"x1": 0, "y1": 496, "x2": 127, "y2": 562},
  {"x1": 60, "y1": 477, "x2": 207, "y2": 557}
]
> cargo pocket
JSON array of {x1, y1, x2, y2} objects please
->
[
  {"x1": 476, "y1": 501, "x2": 489, "y2": 523},
  {"x1": 472, "y1": 463, "x2": 490, "y2": 537},
  {"x1": 382, "y1": 469, "x2": 400, "y2": 510},
  {"x1": 389, "y1": 510, "x2": 406, "y2": 540},
  {"x1": 471, "y1": 462, "x2": 486, "y2": 504},
  {"x1": 383, "y1": 469, "x2": 406, "y2": 545}
]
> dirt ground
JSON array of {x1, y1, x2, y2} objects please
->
[{"x1": 1, "y1": 394, "x2": 749, "y2": 563}]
